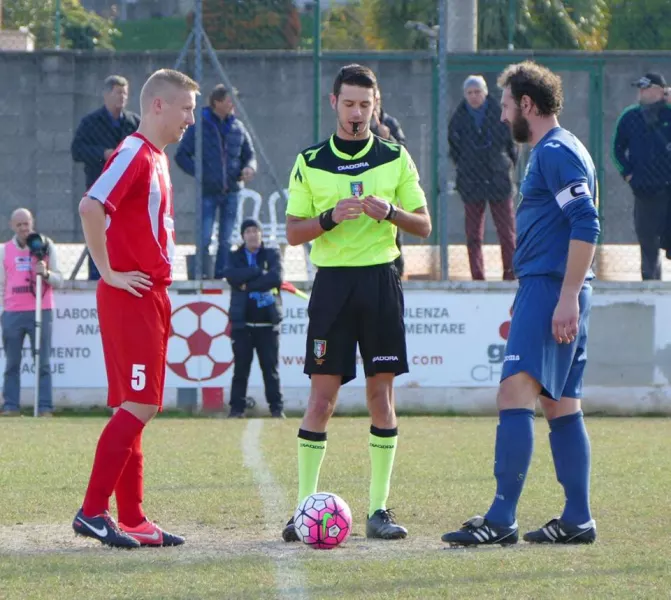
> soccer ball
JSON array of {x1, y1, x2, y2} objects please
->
[
  {"x1": 167, "y1": 301, "x2": 234, "y2": 382},
  {"x1": 293, "y1": 492, "x2": 352, "y2": 550}
]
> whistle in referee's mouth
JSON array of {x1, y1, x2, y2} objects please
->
[{"x1": 352, "y1": 122, "x2": 360, "y2": 135}]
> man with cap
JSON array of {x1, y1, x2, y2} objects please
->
[
  {"x1": 176, "y1": 84, "x2": 257, "y2": 279},
  {"x1": 222, "y1": 218, "x2": 284, "y2": 418},
  {"x1": 449, "y1": 74, "x2": 518, "y2": 281},
  {"x1": 612, "y1": 72, "x2": 671, "y2": 280}
]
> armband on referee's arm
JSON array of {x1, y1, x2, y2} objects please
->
[{"x1": 319, "y1": 208, "x2": 338, "y2": 231}]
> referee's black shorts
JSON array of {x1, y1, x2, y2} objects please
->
[{"x1": 304, "y1": 262, "x2": 408, "y2": 384}]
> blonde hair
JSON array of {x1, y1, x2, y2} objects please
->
[{"x1": 140, "y1": 69, "x2": 200, "y2": 110}]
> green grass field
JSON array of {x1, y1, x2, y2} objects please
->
[{"x1": 0, "y1": 416, "x2": 669, "y2": 599}]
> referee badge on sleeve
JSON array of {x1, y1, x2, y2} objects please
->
[
  {"x1": 350, "y1": 181, "x2": 364, "y2": 197},
  {"x1": 313, "y1": 339, "x2": 327, "y2": 365}
]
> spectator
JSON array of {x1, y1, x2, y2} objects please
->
[
  {"x1": 370, "y1": 88, "x2": 407, "y2": 277},
  {"x1": 0, "y1": 208, "x2": 64, "y2": 416},
  {"x1": 223, "y1": 219, "x2": 284, "y2": 419},
  {"x1": 176, "y1": 84, "x2": 258, "y2": 279},
  {"x1": 71, "y1": 75, "x2": 140, "y2": 281},
  {"x1": 370, "y1": 88, "x2": 406, "y2": 146},
  {"x1": 449, "y1": 75, "x2": 517, "y2": 281},
  {"x1": 612, "y1": 72, "x2": 671, "y2": 280}
]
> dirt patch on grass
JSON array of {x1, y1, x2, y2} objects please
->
[{"x1": 0, "y1": 522, "x2": 457, "y2": 561}]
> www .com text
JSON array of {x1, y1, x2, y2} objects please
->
[{"x1": 281, "y1": 355, "x2": 443, "y2": 366}]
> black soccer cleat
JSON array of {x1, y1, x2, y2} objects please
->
[
  {"x1": 366, "y1": 509, "x2": 408, "y2": 540},
  {"x1": 441, "y1": 515, "x2": 519, "y2": 547},
  {"x1": 282, "y1": 517, "x2": 299, "y2": 542},
  {"x1": 523, "y1": 517, "x2": 596, "y2": 544},
  {"x1": 72, "y1": 508, "x2": 140, "y2": 549}
]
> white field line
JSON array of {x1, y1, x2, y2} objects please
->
[{"x1": 242, "y1": 419, "x2": 309, "y2": 600}]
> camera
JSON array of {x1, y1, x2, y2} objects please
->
[{"x1": 26, "y1": 232, "x2": 49, "y2": 260}]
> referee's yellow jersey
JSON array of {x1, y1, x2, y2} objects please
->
[{"x1": 286, "y1": 135, "x2": 427, "y2": 267}]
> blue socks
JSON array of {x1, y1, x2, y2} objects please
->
[
  {"x1": 485, "y1": 408, "x2": 535, "y2": 526},
  {"x1": 549, "y1": 410, "x2": 592, "y2": 525}
]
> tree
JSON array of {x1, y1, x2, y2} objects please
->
[
  {"x1": 321, "y1": 3, "x2": 368, "y2": 51},
  {"x1": 360, "y1": 0, "x2": 436, "y2": 51},
  {"x1": 606, "y1": 0, "x2": 671, "y2": 50},
  {"x1": 479, "y1": 0, "x2": 609, "y2": 51},
  {"x1": 201, "y1": 0, "x2": 301, "y2": 50},
  {"x1": 2, "y1": 0, "x2": 118, "y2": 50}
]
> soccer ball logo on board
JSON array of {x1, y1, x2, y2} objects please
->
[{"x1": 167, "y1": 302, "x2": 234, "y2": 381}]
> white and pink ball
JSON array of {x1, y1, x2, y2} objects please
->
[{"x1": 293, "y1": 492, "x2": 352, "y2": 550}]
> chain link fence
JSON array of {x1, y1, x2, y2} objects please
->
[{"x1": 3, "y1": 0, "x2": 671, "y2": 282}]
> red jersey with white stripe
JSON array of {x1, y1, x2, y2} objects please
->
[{"x1": 87, "y1": 133, "x2": 176, "y2": 286}]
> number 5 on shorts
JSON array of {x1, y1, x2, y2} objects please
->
[{"x1": 131, "y1": 364, "x2": 146, "y2": 391}]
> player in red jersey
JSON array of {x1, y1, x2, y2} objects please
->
[{"x1": 72, "y1": 69, "x2": 199, "y2": 548}]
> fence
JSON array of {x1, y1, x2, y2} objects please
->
[{"x1": 2, "y1": 0, "x2": 671, "y2": 282}]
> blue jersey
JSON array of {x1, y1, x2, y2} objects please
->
[{"x1": 515, "y1": 127, "x2": 600, "y2": 279}]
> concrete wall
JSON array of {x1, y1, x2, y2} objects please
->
[{"x1": 0, "y1": 50, "x2": 669, "y2": 248}]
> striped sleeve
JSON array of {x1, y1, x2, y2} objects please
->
[
  {"x1": 87, "y1": 137, "x2": 147, "y2": 213},
  {"x1": 287, "y1": 153, "x2": 314, "y2": 218}
]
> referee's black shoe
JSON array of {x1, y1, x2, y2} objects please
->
[
  {"x1": 366, "y1": 509, "x2": 408, "y2": 540},
  {"x1": 282, "y1": 517, "x2": 299, "y2": 542}
]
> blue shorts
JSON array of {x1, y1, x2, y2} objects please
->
[{"x1": 501, "y1": 276, "x2": 591, "y2": 400}]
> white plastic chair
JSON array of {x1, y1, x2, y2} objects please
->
[
  {"x1": 230, "y1": 188, "x2": 263, "y2": 246},
  {"x1": 267, "y1": 189, "x2": 314, "y2": 279}
]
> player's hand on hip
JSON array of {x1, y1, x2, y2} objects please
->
[
  {"x1": 332, "y1": 197, "x2": 364, "y2": 224},
  {"x1": 552, "y1": 294, "x2": 579, "y2": 344},
  {"x1": 104, "y1": 270, "x2": 152, "y2": 298},
  {"x1": 362, "y1": 195, "x2": 391, "y2": 221}
]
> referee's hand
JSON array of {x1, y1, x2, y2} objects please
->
[
  {"x1": 333, "y1": 197, "x2": 364, "y2": 224},
  {"x1": 361, "y1": 195, "x2": 391, "y2": 221},
  {"x1": 103, "y1": 270, "x2": 152, "y2": 298}
]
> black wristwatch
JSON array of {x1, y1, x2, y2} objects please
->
[{"x1": 384, "y1": 203, "x2": 397, "y2": 222}]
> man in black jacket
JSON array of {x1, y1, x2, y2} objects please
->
[
  {"x1": 71, "y1": 75, "x2": 140, "y2": 280},
  {"x1": 612, "y1": 72, "x2": 671, "y2": 280},
  {"x1": 449, "y1": 75, "x2": 517, "y2": 281},
  {"x1": 223, "y1": 219, "x2": 284, "y2": 418}
]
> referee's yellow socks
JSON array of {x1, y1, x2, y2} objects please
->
[
  {"x1": 368, "y1": 426, "x2": 399, "y2": 516},
  {"x1": 296, "y1": 429, "x2": 327, "y2": 505}
]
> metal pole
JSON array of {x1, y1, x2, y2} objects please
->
[
  {"x1": 174, "y1": 30, "x2": 195, "y2": 70},
  {"x1": 194, "y1": 0, "x2": 204, "y2": 282},
  {"x1": 437, "y1": 0, "x2": 449, "y2": 280},
  {"x1": 508, "y1": 0, "x2": 516, "y2": 50},
  {"x1": 33, "y1": 274, "x2": 43, "y2": 417},
  {"x1": 55, "y1": 0, "x2": 61, "y2": 49},
  {"x1": 313, "y1": 0, "x2": 322, "y2": 144}
]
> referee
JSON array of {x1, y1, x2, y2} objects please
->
[{"x1": 282, "y1": 64, "x2": 432, "y2": 542}]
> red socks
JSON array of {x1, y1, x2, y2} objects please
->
[
  {"x1": 82, "y1": 409, "x2": 145, "y2": 518},
  {"x1": 115, "y1": 434, "x2": 146, "y2": 527}
]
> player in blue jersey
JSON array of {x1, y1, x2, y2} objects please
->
[{"x1": 442, "y1": 62, "x2": 600, "y2": 547}]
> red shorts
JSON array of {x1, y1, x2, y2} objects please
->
[{"x1": 97, "y1": 281, "x2": 171, "y2": 410}]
